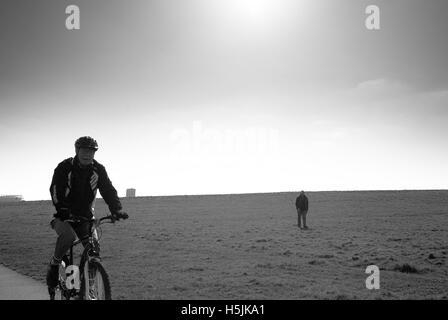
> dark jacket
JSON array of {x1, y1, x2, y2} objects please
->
[
  {"x1": 50, "y1": 156, "x2": 122, "y2": 220},
  {"x1": 295, "y1": 194, "x2": 308, "y2": 211}
]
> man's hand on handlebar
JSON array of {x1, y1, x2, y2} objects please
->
[{"x1": 110, "y1": 211, "x2": 129, "y2": 222}]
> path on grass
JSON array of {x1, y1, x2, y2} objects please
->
[{"x1": 0, "y1": 264, "x2": 48, "y2": 300}]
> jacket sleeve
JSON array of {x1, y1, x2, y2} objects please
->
[
  {"x1": 97, "y1": 165, "x2": 123, "y2": 214},
  {"x1": 49, "y1": 161, "x2": 72, "y2": 218}
]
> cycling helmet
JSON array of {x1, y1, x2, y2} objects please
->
[{"x1": 75, "y1": 136, "x2": 99, "y2": 151}]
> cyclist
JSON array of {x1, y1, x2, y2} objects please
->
[{"x1": 46, "y1": 136, "x2": 128, "y2": 291}]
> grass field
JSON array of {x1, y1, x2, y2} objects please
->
[{"x1": 1, "y1": 190, "x2": 447, "y2": 299}]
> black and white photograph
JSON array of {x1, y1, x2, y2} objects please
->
[{"x1": 0, "y1": 0, "x2": 447, "y2": 305}]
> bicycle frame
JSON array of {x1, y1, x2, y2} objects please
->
[{"x1": 56, "y1": 216, "x2": 114, "y2": 299}]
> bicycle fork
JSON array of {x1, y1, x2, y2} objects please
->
[{"x1": 84, "y1": 236, "x2": 102, "y2": 299}]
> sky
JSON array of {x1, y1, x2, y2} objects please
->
[{"x1": 1, "y1": 0, "x2": 448, "y2": 200}]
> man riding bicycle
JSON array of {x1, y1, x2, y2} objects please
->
[{"x1": 46, "y1": 136, "x2": 128, "y2": 290}]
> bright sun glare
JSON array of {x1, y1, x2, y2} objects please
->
[{"x1": 206, "y1": 0, "x2": 306, "y2": 36}]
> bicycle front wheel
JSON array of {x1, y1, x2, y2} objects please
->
[{"x1": 79, "y1": 260, "x2": 111, "y2": 300}]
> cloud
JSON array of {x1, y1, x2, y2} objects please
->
[
  {"x1": 423, "y1": 89, "x2": 448, "y2": 100},
  {"x1": 413, "y1": 89, "x2": 448, "y2": 118},
  {"x1": 355, "y1": 78, "x2": 411, "y2": 98}
]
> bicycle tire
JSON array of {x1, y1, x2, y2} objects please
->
[{"x1": 79, "y1": 260, "x2": 112, "y2": 300}]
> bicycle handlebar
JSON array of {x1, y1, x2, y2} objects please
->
[
  {"x1": 65, "y1": 214, "x2": 128, "y2": 225},
  {"x1": 99, "y1": 215, "x2": 126, "y2": 224}
]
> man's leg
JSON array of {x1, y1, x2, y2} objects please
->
[
  {"x1": 52, "y1": 219, "x2": 78, "y2": 260},
  {"x1": 73, "y1": 221, "x2": 91, "y2": 248},
  {"x1": 297, "y1": 209, "x2": 302, "y2": 228},
  {"x1": 47, "y1": 219, "x2": 77, "y2": 288},
  {"x1": 302, "y1": 210, "x2": 308, "y2": 229}
]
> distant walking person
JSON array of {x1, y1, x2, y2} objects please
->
[{"x1": 295, "y1": 191, "x2": 309, "y2": 229}]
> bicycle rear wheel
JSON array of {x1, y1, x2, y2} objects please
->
[{"x1": 79, "y1": 260, "x2": 111, "y2": 300}]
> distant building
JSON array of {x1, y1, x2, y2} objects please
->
[
  {"x1": 0, "y1": 195, "x2": 24, "y2": 202},
  {"x1": 126, "y1": 188, "x2": 136, "y2": 198}
]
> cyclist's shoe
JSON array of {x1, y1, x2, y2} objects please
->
[
  {"x1": 48, "y1": 286, "x2": 56, "y2": 300},
  {"x1": 46, "y1": 264, "x2": 59, "y2": 288}
]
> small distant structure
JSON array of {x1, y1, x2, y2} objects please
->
[
  {"x1": 0, "y1": 195, "x2": 24, "y2": 202},
  {"x1": 126, "y1": 188, "x2": 136, "y2": 198}
]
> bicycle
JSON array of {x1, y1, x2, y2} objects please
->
[{"x1": 49, "y1": 214, "x2": 127, "y2": 300}]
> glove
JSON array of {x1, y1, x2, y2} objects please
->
[{"x1": 111, "y1": 211, "x2": 129, "y2": 222}]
